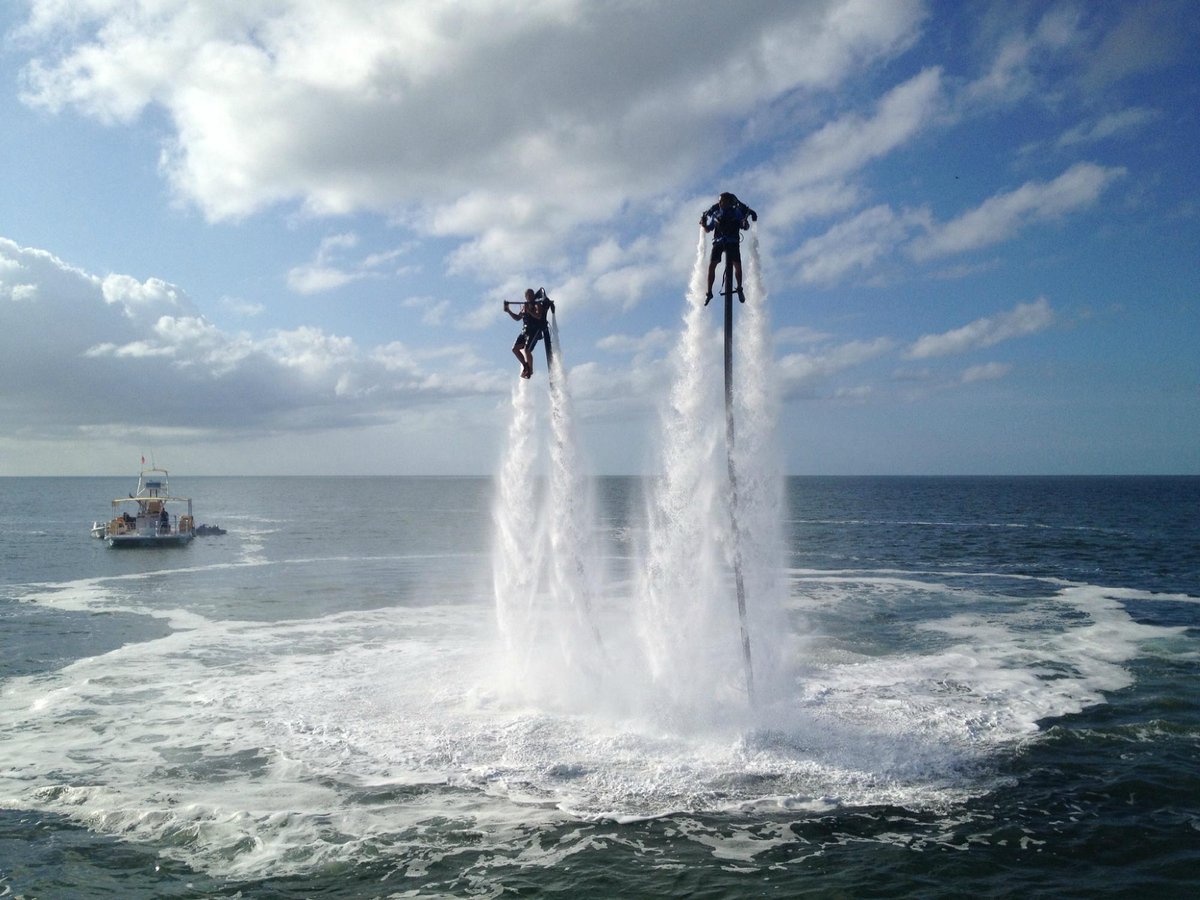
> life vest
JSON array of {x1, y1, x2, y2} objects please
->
[{"x1": 705, "y1": 202, "x2": 751, "y2": 243}]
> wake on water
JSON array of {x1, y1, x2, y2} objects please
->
[
  {"x1": 478, "y1": 229, "x2": 1181, "y2": 826},
  {"x1": 4, "y1": 229, "x2": 1187, "y2": 883}
]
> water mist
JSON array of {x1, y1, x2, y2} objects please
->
[
  {"x1": 493, "y1": 230, "x2": 786, "y2": 723},
  {"x1": 492, "y1": 324, "x2": 608, "y2": 708}
]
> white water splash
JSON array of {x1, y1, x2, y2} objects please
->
[
  {"x1": 544, "y1": 319, "x2": 610, "y2": 701},
  {"x1": 490, "y1": 230, "x2": 788, "y2": 726},
  {"x1": 631, "y1": 231, "x2": 772, "y2": 722},
  {"x1": 730, "y1": 231, "x2": 790, "y2": 699},
  {"x1": 492, "y1": 378, "x2": 543, "y2": 690},
  {"x1": 492, "y1": 326, "x2": 608, "y2": 708}
]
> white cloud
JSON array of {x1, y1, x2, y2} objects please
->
[
  {"x1": 1056, "y1": 107, "x2": 1161, "y2": 147},
  {"x1": 8, "y1": 283, "x2": 38, "y2": 302},
  {"x1": 777, "y1": 158, "x2": 1124, "y2": 288},
  {"x1": 906, "y1": 298, "x2": 1055, "y2": 360},
  {"x1": 787, "y1": 67, "x2": 944, "y2": 186},
  {"x1": 402, "y1": 295, "x2": 452, "y2": 326},
  {"x1": 85, "y1": 339, "x2": 175, "y2": 359},
  {"x1": 220, "y1": 295, "x2": 265, "y2": 317},
  {"x1": 833, "y1": 385, "x2": 874, "y2": 402},
  {"x1": 1082, "y1": 0, "x2": 1196, "y2": 90},
  {"x1": 792, "y1": 204, "x2": 929, "y2": 284},
  {"x1": 101, "y1": 272, "x2": 196, "y2": 320},
  {"x1": 778, "y1": 336, "x2": 895, "y2": 395},
  {"x1": 909, "y1": 163, "x2": 1125, "y2": 260},
  {"x1": 16, "y1": 0, "x2": 925, "y2": 280},
  {"x1": 286, "y1": 265, "x2": 361, "y2": 295},
  {"x1": 596, "y1": 327, "x2": 673, "y2": 356},
  {"x1": 961, "y1": 5, "x2": 1084, "y2": 108},
  {"x1": 0, "y1": 237, "x2": 499, "y2": 439},
  {"x1": 961, "y1": 361, "x2": 1012, "y2": 383},
  {"x1": 776, "y1": 325, "x2": 834, "y2": 346},
  {"x1": 286, "y1": 232, "x2": 415, "y2": 294},
  {"x1": 748, "y1": 66, "x2": 944, "y2": 230}
]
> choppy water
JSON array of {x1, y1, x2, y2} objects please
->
[{"x1": 2, "y1": 475, "x2": 1198, "y2": 898}]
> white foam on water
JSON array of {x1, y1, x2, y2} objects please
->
[
  {"x1": 7, "y1": 231, "x2": 1190, "y2": 880},
  {"x1": 777, "y1": 571, "x2": 1192, "y2": 760},
  {"x1": 15, "y1": 571, "x2": 237, "y2": 631},
  {"x1": 1, "y1": 568, "x2": 1189, "y2": 879}
]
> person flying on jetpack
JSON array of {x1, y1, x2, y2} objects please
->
[
  {"x1": 700, "y1": 192, "x2": 757, "y2": 305},
  {"x1": 699, "y1": 192, "x2": 760, "y2": 701},
  {"x1": 504, "y1": 287, "x2": 555, "y2": 379}
]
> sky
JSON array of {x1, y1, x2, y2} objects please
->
[{"x1": 1, "y1": 0, "x2": 1197, "y2": 476}]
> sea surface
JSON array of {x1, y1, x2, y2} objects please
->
[{"x1": 1, "y1": 475, "x2": 1198, "y2": 898}]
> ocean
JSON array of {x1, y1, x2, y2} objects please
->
[{"x1": 1, "y1": 474, "x2": 1197, "y2": 898}]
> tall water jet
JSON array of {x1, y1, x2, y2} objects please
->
[
  {"x1": 730, "y1": 231, "x2": 788, "y2": 696},
  {"x1": 493, "y1": 230, "x2": 785, "y2": 720},
  {"x1": 634, "y1": 233, "x2": 748, "y2": 720},
  {"x1": 544, "y1": 316, "x2": 609, "y2": 693},
  {"x1": 492, "y1": 379, "x2": 544, "y2": 694},
  {"x1": 492, "y1": 315, "x2": 606, "y2": 707},
  {"x1": 632, "y1": 225, "x2": 787, "y2": 721}
]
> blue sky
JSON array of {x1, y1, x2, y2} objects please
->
[{"x1": 1, "y1": 0, "x2": 1197, "y2": 475}]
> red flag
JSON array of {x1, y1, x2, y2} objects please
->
[{"x1": 141, "y1": 455, "x2": 145, "y2": 464}]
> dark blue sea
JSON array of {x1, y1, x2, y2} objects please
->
[{"x1": 2, "y1": 476, "x2": 1198, "y2": 898}]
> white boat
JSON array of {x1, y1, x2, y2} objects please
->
[{"x1": 99, "y1": 468, "x2": 195, "y2": 548}]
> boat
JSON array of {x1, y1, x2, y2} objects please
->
[{"x1": 99, "y1": 467, "x2": 195, "y2": 548}]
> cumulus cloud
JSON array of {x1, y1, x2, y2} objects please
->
[
  {"x1": 906, "y1": 298, "x2": 1055, "y2": 359},
  {"x1": 12, "y1": 0, "x2": 1131, "y2": 301},
  {"x1": 16, "y1": 0, "x2": 925, "y2": 282},
  {"x1": 0, "y1": 238, "x2": 498, "y2": 439}
]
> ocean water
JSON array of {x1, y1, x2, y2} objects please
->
[{"x1": 1, "y1": 475, "x2": 1198, "y2": 898}]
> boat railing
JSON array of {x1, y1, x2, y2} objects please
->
[{"x1": 107, "y1": 513, "x2": 182, "y2": 535}]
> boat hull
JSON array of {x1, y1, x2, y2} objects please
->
[{"x1": 106, "y1": 532, "x2": 195, "y2": 548}]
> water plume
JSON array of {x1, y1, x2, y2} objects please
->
[
  {"x1": 632, "y1": 232, "x2": 759, "y2": 722},
  {"x1": 492, "y1": 323, "x2": 607, "y2": 708},
  {"x1": 492, "y1": 378, "x2": 543, "y2": 694},
  {"x1": 493, "y1": 228, "x2": 787, "y2": 724}
]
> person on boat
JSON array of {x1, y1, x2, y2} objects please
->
[
  {"x1": 700, "y1": 192, "x2": 757, "y2": 304},
  {"x1": 505, "y1": 288, "x2": 554, "y2": 379}
]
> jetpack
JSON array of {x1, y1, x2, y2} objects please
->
[{"x1": 504, "y1": 288, "x2": 555, "y2": 375}]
